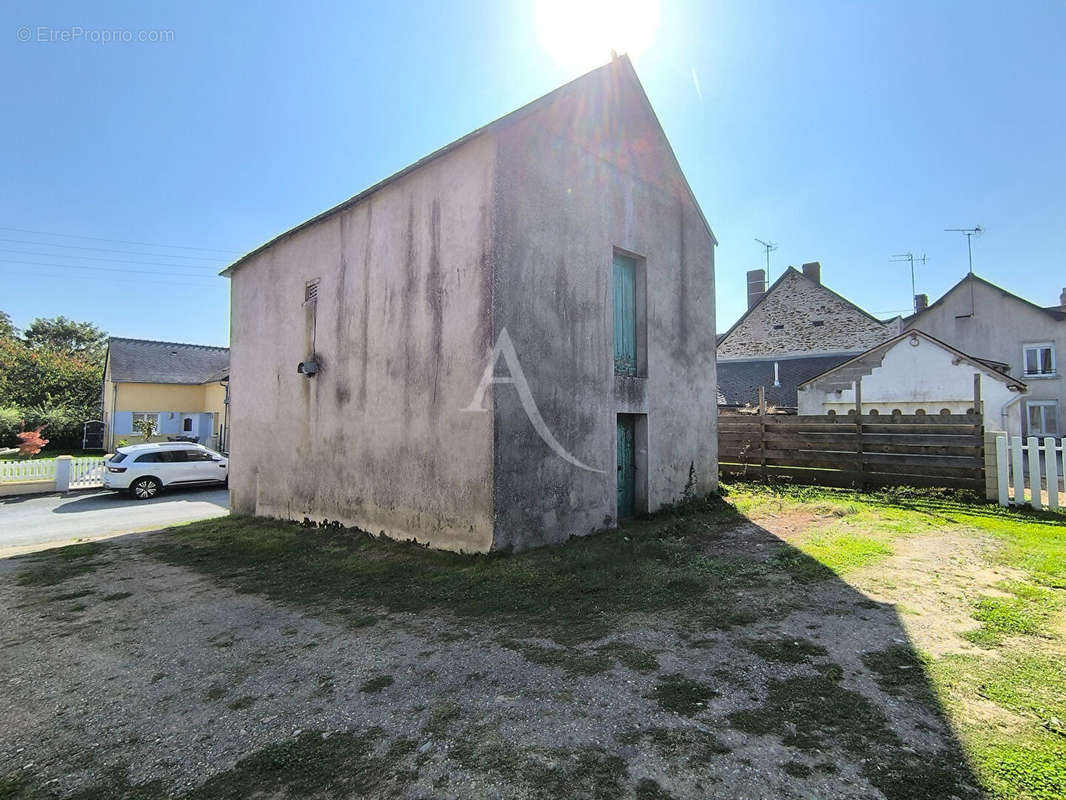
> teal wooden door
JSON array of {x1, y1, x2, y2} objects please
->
[
  {"x1": 613, "y1": 254, "x2": 636, "y2": 375},
  {"x1": 617, "y1": 415, "x2": 635, "y2": 518}
]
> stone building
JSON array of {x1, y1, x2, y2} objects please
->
[
  {"x1": 716, "y1": 264, "x2": 902, "y2": 410},
  {"x1": 222, "y1": 56, "x2": 718, "y2": 552}
]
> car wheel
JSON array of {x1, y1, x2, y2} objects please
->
[{"x1": 130, "y1": 477, "x2": 161, "y2": 500}]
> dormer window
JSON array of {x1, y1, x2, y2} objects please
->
[{"x1": 1023, "y1": 343, "x2": 1055, "y2": 377}]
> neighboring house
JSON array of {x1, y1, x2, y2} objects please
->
[
  {"x1": 797, "y1": 330, "x2": 1028, "y2": 434},
  {"x1": 101, "y1": 337, "x2": 230, "y2": 451},
  {"x1": 717, "y1": 263, "x2": 902, "y2": 409},
  {"x1": 906, "y1": 274, "x2": 1066, "y2": 438},
  {"x1": 222, "y1": 56, "x2": 718, "y2": 553}
]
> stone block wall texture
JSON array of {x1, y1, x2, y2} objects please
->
[{"x1": 718, "y1": 269, "x2": 900, "y2": 358}]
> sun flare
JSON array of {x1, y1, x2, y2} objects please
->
[{"x1": 535, "y1": 0, "x2": 660, "y2": 74}]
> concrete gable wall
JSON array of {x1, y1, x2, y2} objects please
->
[
  {"x1": 228, "y1": 135, "x2": 497, "y2": 552},
  {"x1": 489, "y1": 61, "x2": 717, "y2": 550},
  {"x1": 718, "y1": 270, "x2": 898, "y2": 358}
]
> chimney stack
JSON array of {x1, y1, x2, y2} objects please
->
[
  {"x1": 746, "y1": 269, "x2": 767, "y2": 309},
  {"x1": 1060, "y1": 288, "x2": 1066, "y2": 307},
  {"x1": 915, "y1": 293, "x2": 929, "y2": 312},
  {"x1": 801, "y1": 261, "x2": 821, "y2": 285}
]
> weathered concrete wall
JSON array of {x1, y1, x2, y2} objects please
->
[
  {"x1": 229, "y1": 135, "x2": 496, "y2": 552},
  {"x1": 489, "y1": 63, "x2": 718, "y2": 550},
  {"x1": 718, "y1": 269, "x2": 899, "y2": 358},
  {"x1": 906, "y1": 278, "x2": 1065, "y2": 437}
]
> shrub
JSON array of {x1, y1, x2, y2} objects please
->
[{"x1": 0, "y1": 406, "x2": 20, "y2": 447}]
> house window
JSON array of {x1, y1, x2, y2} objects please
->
[
  {"x1": 1023, "y1": 343, "x2": 1055, "y2": 377},
  {"x1": 131, "y1": 412, "x2": 158, "y2": 431},
  {"x1": 1026, "y1": 401, "x2": 1058, "y2": 436},
  {"x1": 183, "y1": 417, "x2": 193, "y2": 432},
  {"x1": 305, "y1": 278, "x2": 320, "y2": 303},
  {"x1": 613, "y1": 253, "x2": 637, "y2": 376}
]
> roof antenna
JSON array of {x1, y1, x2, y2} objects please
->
[
  {"x1": 754, "y1": 238, "x2": 777, "y2": 282},
  {"x1": 890, "y1": 252, "x2": 928, "y2": 313},
  {"x1": 944, "y1": 226, "x2": 982, "y2": 273}
]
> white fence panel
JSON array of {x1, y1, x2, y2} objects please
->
[
  {"x1": 0, "y1": 457, "x2": 106, "y2": 487},
  {"x1": 69, "y1": 457, "x2": 106, "y2": 488},
  {"x1": 0, "y1": 459, "x2": 56, "y2": 482},
  {"x1": 995, "y1": 433, "x2": 1066, "y2": 510}
]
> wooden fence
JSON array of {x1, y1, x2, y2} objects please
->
[{"x1": 719, "y1": 410, "x2": 985, "y2": 492}]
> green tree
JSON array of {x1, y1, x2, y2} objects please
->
[
  {"x1": 22, "y1": 315, "x2": 107, "y2": 359},
  {"x1": 0, "y1": 310, "x2": 16, "y2": 340}
]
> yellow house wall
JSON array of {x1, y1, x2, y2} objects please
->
[{"x1": 104, "y1": 381, "x2": 227, "y2": 447}]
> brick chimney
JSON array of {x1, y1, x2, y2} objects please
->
[
  {"x1": 915, "y1": 293, "x2": 928, "y2": 312},
  {"x1": 801, "y1": 261, "x2": 821, "y2": 285},
  {"x1": 746, "y1": 269, "x2": 767, "y2": 309}
]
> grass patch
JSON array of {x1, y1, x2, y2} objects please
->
[
  {"x1": 729, "y1": 669, "x2": 979, "y2": 800},
  {"x1": 499, "y1": 638, "x2": 613, "y2": 676},
  {"x1": 226, "y1": 695, "x2": 257, "y2": 711},
  {"x1": 772, "y1": 532, "x2": 893, "y2": 581},
  {"x1": 147, "y1": 497, "x2": 766, "y2": 643},
  {"x1": 647, "y1": 674, "x2": 717, "y2": 717},
  {"x1": 618, "y1": 726, "x2": 730, "y2": 764},
  {"x1": 963, "y1": 581, "x2": 1063, "y2": 647},
  {"x1": 359, "y1": 675, "x2": 393, "y2": 693},
  {"x1": 861, "y1": 645, "x2": 937, "y2": 707},
  {"x1": 634, "y1": 778, "x2": 678, "y2": 800},
  {"x1": 742, "y1": 637, "x2": 827, "y2": 664},
  {"x1": 783, "y1": 760, "x2": 812, "y2": 778},
  {"x1": 449, "y1": 727, "x2": 628, "y2": 799},
  {"x1": 0, "y1": 729, "x2": 421, "y2": 799},
  {"x1": 15, "y1": 542, "x2": 108, "y2": 587}
]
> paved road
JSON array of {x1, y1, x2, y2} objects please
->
[{"x1": 0, "y1": 487, "x2": 229, "y2": 553}]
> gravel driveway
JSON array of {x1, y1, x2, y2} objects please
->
[{"x1": 0, "y1": 507, "x2": 983, "y2": 800}]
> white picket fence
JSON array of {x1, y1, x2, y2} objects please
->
[
  {"x1": 69, "y1": 457, "x2": 107, "y2": 488},
  {"x1": 0, "y1": 456, "x2": 107, "y2": 489},
  {"x1": 993, "y1": 434, "x2": 1065, "y2": 510},
  {"x1": 0, "y1": 459, "x2": 55, "y2": 482}
]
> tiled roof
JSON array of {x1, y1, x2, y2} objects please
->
[
  {"x1": 717, "y1": 354, "x2": 857, "y2": 409},
  {"x1": 107, "y1": 337, "x2": 229, "y2": 385}
]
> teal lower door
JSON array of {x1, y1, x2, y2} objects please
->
[{"x1": 617, "y1": 415, "x2": 636, "y2": 518}]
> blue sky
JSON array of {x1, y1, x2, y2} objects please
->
[{"x1": 2, "y1": 0, "x2": 1064, "y2": 345}]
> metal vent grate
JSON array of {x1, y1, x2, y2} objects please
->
[{"x1": 305, "y1": 279, "x2": 319, "y2": 302}]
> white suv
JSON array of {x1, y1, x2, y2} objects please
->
[{"x1": 103, "y1": 442, "x2": 229, "y2": 499}]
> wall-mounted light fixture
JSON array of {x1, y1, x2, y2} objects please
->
[{"x1": 297, "y1": 360, "x2": 320, "y2": 377}]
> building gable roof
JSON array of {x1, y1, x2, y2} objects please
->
[
  {"x1": 717, "y1": 266, "x2": 899, "y2": 355},
  {"x1": 797, "y1": 329, "x2": 1028, "y2": 392},
  {"x1": 905, "y1": 272, "x2": 1066, "y2": 325},
  {"x1": 106, "y1": 337, "x2": 229, "y2": 385},
  {"x1": 221, "y1": 55, "x2": 714, "y2": 278},
  {"x1": 717, "y1": 353, "x2": 857, "y2": 408}
]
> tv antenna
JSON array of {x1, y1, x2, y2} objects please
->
[
  {"x1": 945, "y1": 226, "x2": 983, "y2": 273},
  {"x1": 890, "y1": 252, "x2": 928, "y2": 313},
  {"x1": 754, "y1": 238, "x2": 777, "y2": 281}
]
